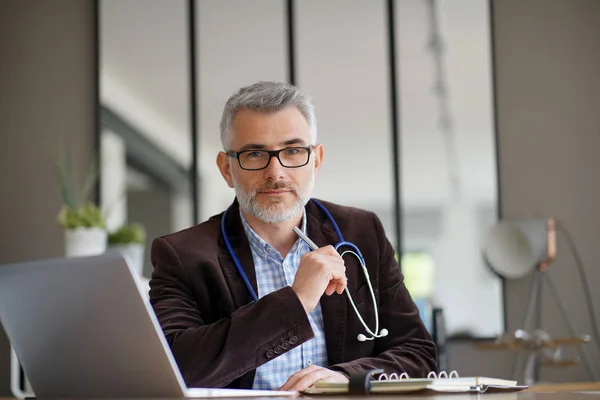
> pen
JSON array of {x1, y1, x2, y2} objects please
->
[
  {"x1": 292, "y1": 226, "x2": 319, "y2": 251},
  {"x1": 292, "y1": 227, "x2": 348, "y2": 283}
]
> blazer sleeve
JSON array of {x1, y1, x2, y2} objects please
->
[
  {"x1": 149, "y1": 237, "x2": 314, "y2": 388},
  {"x1": 329, "y1": 213, "x2": 438, "y2": 377}
]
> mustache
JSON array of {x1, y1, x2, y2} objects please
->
[{"x1": 255, "y1": 180, "x2": 299, "y2": 193}]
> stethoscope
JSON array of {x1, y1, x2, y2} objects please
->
[{"x1": 221, "y1": 198, "x2": 388, "y2": 342}]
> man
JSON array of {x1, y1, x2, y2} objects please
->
[{"x1": 149, "y1": 81, "x2": 437, "y2": 392}]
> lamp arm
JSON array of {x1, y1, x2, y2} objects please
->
[{"x1": 554, "y1": 219, "x2": 600, "y2": 353}]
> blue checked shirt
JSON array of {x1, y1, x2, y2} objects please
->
[{"x1": 240, "y1": 209, "x2": 329, "y2": 390}]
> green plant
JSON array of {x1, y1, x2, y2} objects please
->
[
  {"x1": 57, "y1": 203, "x2": 106, "y2": 230},
  {"x1": 55, "y1": 141, "x2": 106, "y2": 230},
  {"x1": 108, "y1": 223, "x2": 146, "y2": 245}
]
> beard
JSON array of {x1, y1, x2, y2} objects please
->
[{"x1": 232, "y1": 166, "x2": 315, "y2": 224}]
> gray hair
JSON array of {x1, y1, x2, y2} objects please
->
[{"x1": 220, "y1": 81, "x2": 317, "y2": 150}]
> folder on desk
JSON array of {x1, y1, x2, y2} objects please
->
[{"x1": 303, "y1": 370, "x2": 528, "y2": 395}]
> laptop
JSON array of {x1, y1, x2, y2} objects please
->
[{"x1": 0, "y1": 252, "x2": 295, "y2": 398}]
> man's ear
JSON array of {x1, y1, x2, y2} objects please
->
[
  {"x1": 216, "y1": 152, "x2": 235, "y2": 188},
  {"x1": 313, "y1": 144, "x2": 324, "y2": 173}
]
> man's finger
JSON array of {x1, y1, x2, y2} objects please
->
[
  {"x1": 331, "y1": 274, "x2": 347, "y2": 287},
  {"x1": 280, "y1": 367, "x2": 314, "y2": 391},
  {"x1": 325, "y1": 281, "x2": 337, "y2": 296},
  {"x1": 335, "y1": 280, "x2": 347, "y2": 295},
  {"x1": 279, "y1": 365, "x2": 320, "y2": 391},
  {"x1": 288, "y1": 369, "x2": 332, "y2": 392},
  {"x1": 314, "y1": 245, "x2": 337, "y2": 256}
]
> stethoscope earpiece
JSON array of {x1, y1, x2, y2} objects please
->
[{"x1": 357, "y1": 328, "x2": 388, "y2": 342}]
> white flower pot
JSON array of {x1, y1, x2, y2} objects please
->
[
  {"x1": 64, "y1": 227, "x2": 107, "y2": 257},
  {"x1": 11, "y1": 345, "x2": 33, "y2": 399},
  {"x1": 109, "y1": 243, "x2": 149, "y2": 300},
  {"x1": 109, "y1": 243, "x2": 145, "y2": 276}
]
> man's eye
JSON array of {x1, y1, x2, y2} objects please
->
[
  {"x1": 284, "y1": 148, "x2": 299, "y2": 155},
  {"x1": 247, "y1": 151, "x2": 265, "y2": 158}
]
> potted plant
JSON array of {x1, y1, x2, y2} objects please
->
[
  {"x1": 108, "y1": 223, "x2": 146, "y2": 276},
  {"x1": 56, "y1": 145, "x2": 107, "y2": 257}
]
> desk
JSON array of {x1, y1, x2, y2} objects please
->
[
  {"x1": 0, "y1": 392, "x2": 597, "y2": 399},
  {"x1": 526, "y1": 382, "x2": 600, "y2": 392},
  {"x1": 318, "y1": 394, "x2": 596, "y2": 399}
]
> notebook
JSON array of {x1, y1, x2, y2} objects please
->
[{"x1": 303, "y1": 370, "x2": 528, "y2": 395}]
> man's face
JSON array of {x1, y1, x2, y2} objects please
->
[{"x1": 217, "y1": 107, "x2": 323, "y2": 224}]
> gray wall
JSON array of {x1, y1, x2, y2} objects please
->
[
  {"x1": 0, "y1": 0, "x2": 96, "y2": 396},
  {"x1": 448, "y1": 0, "x2": 600, "y2": 382},
  {"x1": 128, "y1": 190, "x2": 173, "y2": 278}
]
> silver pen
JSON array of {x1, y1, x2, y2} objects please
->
[
  {"x1": 292, "y1": 226, "x2": 319, "y2": 251},
  {"x1": 292, "y1": 227, "x2": 348, "y2": 282}
]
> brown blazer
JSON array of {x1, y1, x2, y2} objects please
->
[{"x1": 149, "y1": 198, "x2": 437, "y2": 389}]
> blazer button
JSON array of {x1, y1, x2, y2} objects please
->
[
  {"x1": 282, "y1": 341, "x2": 291, "y2": 349},
  {"x1": 274, "y1": 345, "x2": 283, "y2": 354},
  {"x1": 289, "y1": 336, "x2": 298, "y2": 345},
  {"x1": 265, "y1": 350, "x2": 275, "y2": 359}
]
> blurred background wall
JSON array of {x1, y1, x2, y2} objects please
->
[{"x1": 0, "y1": 0, "x2": 97, "y2": 395}]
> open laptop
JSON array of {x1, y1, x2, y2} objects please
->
[{"x1": 0, "y1": 252, "x2": 295, "y2": 398}]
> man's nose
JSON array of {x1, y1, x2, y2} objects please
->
[{"x1": 263, "y1": 154, "x2": 286, "y2": 179}]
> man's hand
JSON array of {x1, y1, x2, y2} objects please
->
[
  {"x1": 291, "y1": 246, "x2": 347, "y2": 312},
  {"x1": 278, "y1": 365, "x2": 349, "y2": 392}
]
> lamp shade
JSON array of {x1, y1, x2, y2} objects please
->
[{"x1": 482, "y1": 218, "x2": 555, "y2": 279}]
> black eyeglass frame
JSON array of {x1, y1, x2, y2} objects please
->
[{"x1": 226, "y1": 145, "x2": 314, "y2": 171}]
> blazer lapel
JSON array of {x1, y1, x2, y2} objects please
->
[
  {"x1": 217, "y1": 200, "x2": 258, "y2": 307},
  {"x1": 307, "y1": 200, "x2": 347, "y2": 366}
]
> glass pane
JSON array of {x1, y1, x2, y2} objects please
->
[
  {"x1": 396, "y1": 0, "x2": 503, "y2": 338},
  {"x1": 296, "y1": 0, "x2": 397, "y2": 246},
  {"x1": 196, "y1": 0, "x2": 287, "y2": 222},
  {"x1": 99, "y1": 0, "x2": 194, "y2": 284}
]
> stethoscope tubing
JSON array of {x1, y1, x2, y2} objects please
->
[{"x1": 221, "y1": 199, "x2": 386, "y2": 341}]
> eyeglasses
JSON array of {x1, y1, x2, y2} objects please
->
[{"x1": 226, "y1": 146, "x2": 314, "y2": 171}]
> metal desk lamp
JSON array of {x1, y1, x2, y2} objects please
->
[{"x1": 480, "y1": 218, "x2": 598, "y2": 385}]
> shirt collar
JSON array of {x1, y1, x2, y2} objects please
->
[{"x1": 240, "y1": 207, "x2": 308, "y2": 258}]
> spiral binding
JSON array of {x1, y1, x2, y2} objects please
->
[{"x1": 376, "y1": 370, "x2": 460, "y2": 381}]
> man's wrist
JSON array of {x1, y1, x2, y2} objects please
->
[
  {"x1": 336, "y1": 371, "x2": 350, "y2": 380},
  {"x1": 328, "y1": 368, "x2": 349, "y2": 380},
  {"x1": 290, "y1": 285, "x2": 311, "y2": 313}
]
